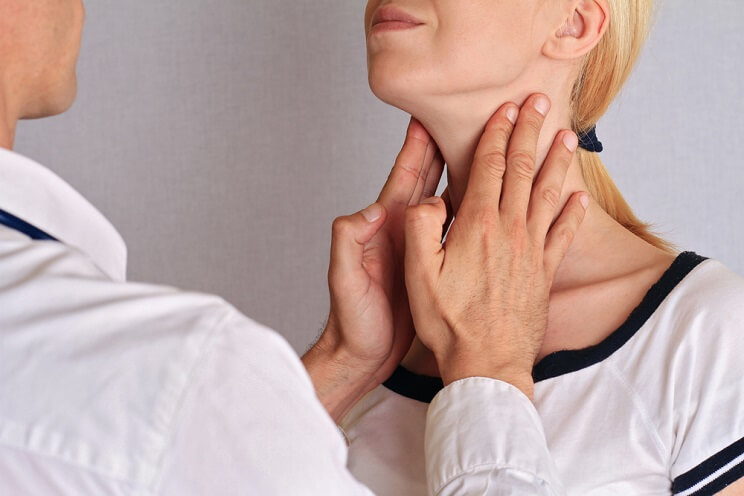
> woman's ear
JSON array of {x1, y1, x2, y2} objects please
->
[{"x1": 542, "y1": 0, "x2": 610, "y2": 60}]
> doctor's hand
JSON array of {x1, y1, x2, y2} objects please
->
[
  {"x1": 302, "y1": 118, "x2": 449, "y2": 422},
  {"x1": 404, "y1": 96, "x2": 588, "y2": 400}
]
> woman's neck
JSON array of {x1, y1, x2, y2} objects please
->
[
  {"x1": 414, "y1": 90, "x2": 577, "y2": 213},
  {"x1": 0, "y1": 90, "x2": 17, "y2": 150},
  {"x1": 400, "y1": 93, "x2": 676, "y2": 377},
  {"x1": 414, "y1": 94, "x2": 663, "y2": 287}
]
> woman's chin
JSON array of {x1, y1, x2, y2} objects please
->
[{"x1": 368, "y1": 72, "x2": 422, "y2": 115}]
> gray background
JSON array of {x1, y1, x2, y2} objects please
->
[{"x1": 15, "y1": 1, "x2": 744, "y2": 353}]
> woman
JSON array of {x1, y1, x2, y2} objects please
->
[{"x1": 333, "y1": 0, "x2": 744, "y2": 494}]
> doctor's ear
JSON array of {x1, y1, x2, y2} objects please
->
[{"x1": 542, "y1": 0, "x2": 610, "y2": 60}]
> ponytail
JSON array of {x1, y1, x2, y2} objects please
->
[{"x1": 570, "y1": 0, "x2": 676, "y2": 253}]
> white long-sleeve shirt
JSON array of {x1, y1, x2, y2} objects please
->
[{"x1": 0, "y1": 146, "x2": 564, "y2": 495}]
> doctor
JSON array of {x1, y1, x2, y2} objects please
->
[{"x1": 0, "y1": 1, "x2": 584, "y2": 494}]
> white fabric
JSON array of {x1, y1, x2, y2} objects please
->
[
  {"x1": 0, "y1": 147, "x2": 127, "y2": 282},
  {"x1": 426, "y1": 378, "x2": 563, "y2": 495},
  {"x1": 342, "y1": 258, "x2": 744, "y2": 495},
  {"x1": 0, "y1": 148, "x2": 565, "y2": 495}
]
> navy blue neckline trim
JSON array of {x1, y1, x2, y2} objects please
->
[
  {"x1": 0, "y1": 208, "x2": 58, "y2": 241},
  {"x1": 383, "y1": 251, "x2": 708, "y2": 403}
]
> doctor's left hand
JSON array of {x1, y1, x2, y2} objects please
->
[{"x1": 302, "y1": 118, "x2": 448, "y2": 422}]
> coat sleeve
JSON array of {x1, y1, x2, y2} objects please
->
[
  {"x1": 155, "y1": 308, "x2": 567, "y2": 495},
  {"x1": 426, "y1": 378, "x2": 566, "y2": 496}
]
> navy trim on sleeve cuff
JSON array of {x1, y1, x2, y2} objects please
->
[{"x1": 673, "y1": 437, "x2": 744, "y2": 495}]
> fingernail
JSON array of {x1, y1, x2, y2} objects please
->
[
  {"x1": 580, "y1": 193, "x2": 590, "y2": 209},
  {"x1": 505, "y1": 106, "x2": 518, "y2": 124},
  {"x1": 563, "y1": 132, "x2": 578, "y2": 152},
  {"x1": 534, "y1": 96, "x2": 551, "y2": 116},
  {"x1": 421, "y1": 197, "x2": 440, "y2": 205},
  {"x1": 361, "y1": 203, "x2": 383, "y2": 222}
]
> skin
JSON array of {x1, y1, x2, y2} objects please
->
[
  {"x1": 363, "y1": 0, "x2": 680, "y2": 377},
  {"x1": 0, "y1": 0, "x2": 85, "y2": 149},
  {"x1": 310, "y1": 0, "x2": 744, "y2": 492},
  {"x1": 404, "y1": 97, "x2": 590, "y2": 399},
  {"x1": 0, "y1": 1, "x2": 740, "y2": 493},
  {"x1": 303, "y1": 99, "x2": 589, "y2": 412}
]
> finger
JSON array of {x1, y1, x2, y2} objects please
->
[
  {"x1": 410, "y1": 141, "x2": 439, "y2": 205},
  {"x1": 527, "y1": 130, "x2": 579, "y2": 240},
  {"x1": 329, "y1": 203, "x2": 388, "y2": 283},
  {"x1": 500, "y1": 94, "x2": 551, "y2": 222},
  {"x1": 543, "y1": 192, "x2": 589, "y2": 279},
  {"x1": 404, "y1": 197, "x2": 447, "y2": 288},
  {"x1": 377, "y1": 118, "x2": 433, "y2": 217},
  {"x1": 419, "y1": 150, "x2": 445, "y2": 203},
  {"x1": 458, "y1": 102, "x2": 519, "y2": 217}
]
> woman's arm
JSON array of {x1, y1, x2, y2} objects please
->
[{"x1": 719, "y1": 479, "x2": 744, "y2": 495}]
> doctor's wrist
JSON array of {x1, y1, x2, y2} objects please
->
[
  {"x1": 437, "y1": 353, "x2": 535, "y2": 401},
  {"x1": 302, "y1": 328, "x2": 378, "y2": 422}
]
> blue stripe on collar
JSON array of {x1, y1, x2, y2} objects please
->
[{"x1": 0, "y1": 208, "x2": 58, "y2": 242}]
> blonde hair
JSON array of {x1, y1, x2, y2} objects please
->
[{"x1": 570, "y1": 0, "x2": 676, "y2": 252}]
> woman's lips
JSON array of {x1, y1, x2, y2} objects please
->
[{"x1": 371, "y1": 6, "x2": 424, "y2": 34}]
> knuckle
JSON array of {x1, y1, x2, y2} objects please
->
[
  {"x1": 391, "y1": 161, "x2": 421, "y2": 183},
  {"x1": 474, "y1": 209, "x2": 499, "y2": 232},
  {"x1": 507, "y1": 220, "x2": 528, "y2": 246},
  {"x1": 328, "y1": 262, "x2": 348, "y2": 283},
  {"x1": 331, "y1": 217, "x2": 352, "y2": 238},
  {"x1": 404, "y1": 204, "x2": 429, "y2": 227},
  {"x1": 507, "y1": 150, "x2": 536, "y2": 179},
  {"x1": 480, "y1": 150, "x2": 508, "y2": 178},
  {"x1": 508, "y1": 235, "x2": 529, "y2": 255},
  {"x1": 557, "y1": 225, "x2": 576, "y2": 246},
  {"x1": 539, "y1": 186, "x2": 561, "y2": 209}
]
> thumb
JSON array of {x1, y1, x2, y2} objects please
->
[
  {"x1": 404, "y1": 197, "x2": 447, "y2": 288},
  {"x1": 329, "y1": 203, "x2": 388, "y2": 280}
]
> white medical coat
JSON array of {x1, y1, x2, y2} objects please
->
[{"x1": 0, "y1": 147, "x2": 563, "y2": 495}]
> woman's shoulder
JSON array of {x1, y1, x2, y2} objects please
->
[
  {"x1": 659, "y1": 255, "x2": 744, "y2": 330},
  {"x1": 611, "y1": 252, "x2": 743, "y2": 385},
  {"x1": 645, "y1": 255, "x2": 744, "y2": 492}
]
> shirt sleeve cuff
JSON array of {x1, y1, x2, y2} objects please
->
[{"x1": 425, "y1": 377, "x2": 564, "y2": 495}]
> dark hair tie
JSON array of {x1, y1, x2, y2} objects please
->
[{"x1": 577, "y1": 126, "x2": 603, "y2": 153}]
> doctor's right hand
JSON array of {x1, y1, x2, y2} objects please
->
[
  {"x1": 302, "y1": 118, "x2": 448, "y2": 422},
  {"x1": 403, "y1": 97, "x2": 587, "y2": 401}
]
